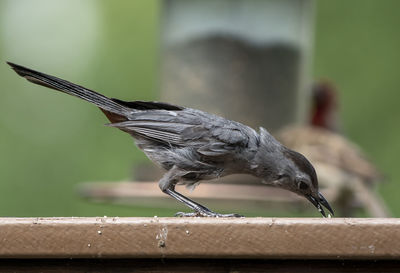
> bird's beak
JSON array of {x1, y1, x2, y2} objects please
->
[{"x1": 306, "y1": 192, "x2": 334, "y2": 218}]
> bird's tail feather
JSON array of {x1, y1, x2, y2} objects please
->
[{"x1": 7, "y1": 62, "x2": 130, "y2": 116}]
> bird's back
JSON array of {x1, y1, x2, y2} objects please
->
[{"x1": 105, "y1": 102, "x2": 260, "y2": 182}]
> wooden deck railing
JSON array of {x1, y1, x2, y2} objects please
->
[{"x1": 1, "y1": 217, "x2": 399, "y2": 271}]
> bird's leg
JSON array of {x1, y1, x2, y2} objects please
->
[
  {"x1": 165, "y1": 189, "x2": 243, "y2": 218},
  {"x1": 159, "y1": 166, "x2": 243, "y2": 217}
]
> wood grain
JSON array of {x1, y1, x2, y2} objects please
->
[{"x1": 0, "y1": 217, "x2": 398, "y2": 259}]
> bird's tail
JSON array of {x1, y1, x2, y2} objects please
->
[{"x1": 7, "y1": 62, "x2": 131, "y2": 116}]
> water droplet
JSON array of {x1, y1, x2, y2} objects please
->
[{"x1": 158, "y1": 240, "x2": 166, "y2": 247}]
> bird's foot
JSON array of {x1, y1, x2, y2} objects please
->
[{"x1": 175, "y1": 211, "x2": 244, "y2": 218}]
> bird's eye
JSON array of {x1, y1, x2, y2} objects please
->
[
  {"x1": 298, "y1": 181, "x2": 309, "y2": 190},
  {"x1": 277, "y1": 174, "x2": 288, "y2": 180}
]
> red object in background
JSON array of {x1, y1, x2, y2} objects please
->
[{"x1": 311, "y1": 81, "x2": 339, "y2": 131}]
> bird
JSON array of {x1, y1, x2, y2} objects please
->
[
  {"x1": 277, "y1": 81, "x2": 388, "y2": 217},
  {"x1": 7, "y1": 62, "x2": 334, "y2": 217}
]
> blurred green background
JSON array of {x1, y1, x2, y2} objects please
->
[{"x1": 0, "y1": 0, "x2": 399, "y2": 217}]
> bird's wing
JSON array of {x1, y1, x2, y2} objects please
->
[{"x1": 108, "y1": 108, "x2": 256, "y2": 157}]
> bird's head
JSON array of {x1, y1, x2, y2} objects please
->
[
  {"x1": 274, "y1": 149, "x2": 334, "y2": 217},
  {"x1": 256, "y1": 127, "x2": 334, "y2": 217}
]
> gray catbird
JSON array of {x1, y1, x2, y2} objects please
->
[{"x1": 7, "y1": 62, "x2": 334, "y2": 217}]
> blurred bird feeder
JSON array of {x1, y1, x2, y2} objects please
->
[{"x1": 160, "y1": 0, "x2": 315, "y2": 130}]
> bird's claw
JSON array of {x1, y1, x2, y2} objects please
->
[{"x1": 175, "y1": 211, "x2": 244, "y2": 218}]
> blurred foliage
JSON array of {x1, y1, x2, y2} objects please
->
[{"x1": 0, "y1": 0, "x2": 399, "y2": 217}]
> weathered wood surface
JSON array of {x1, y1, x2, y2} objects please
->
[{"x1": 0, "y1": 217, "x2": 398, "y2": 259}]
